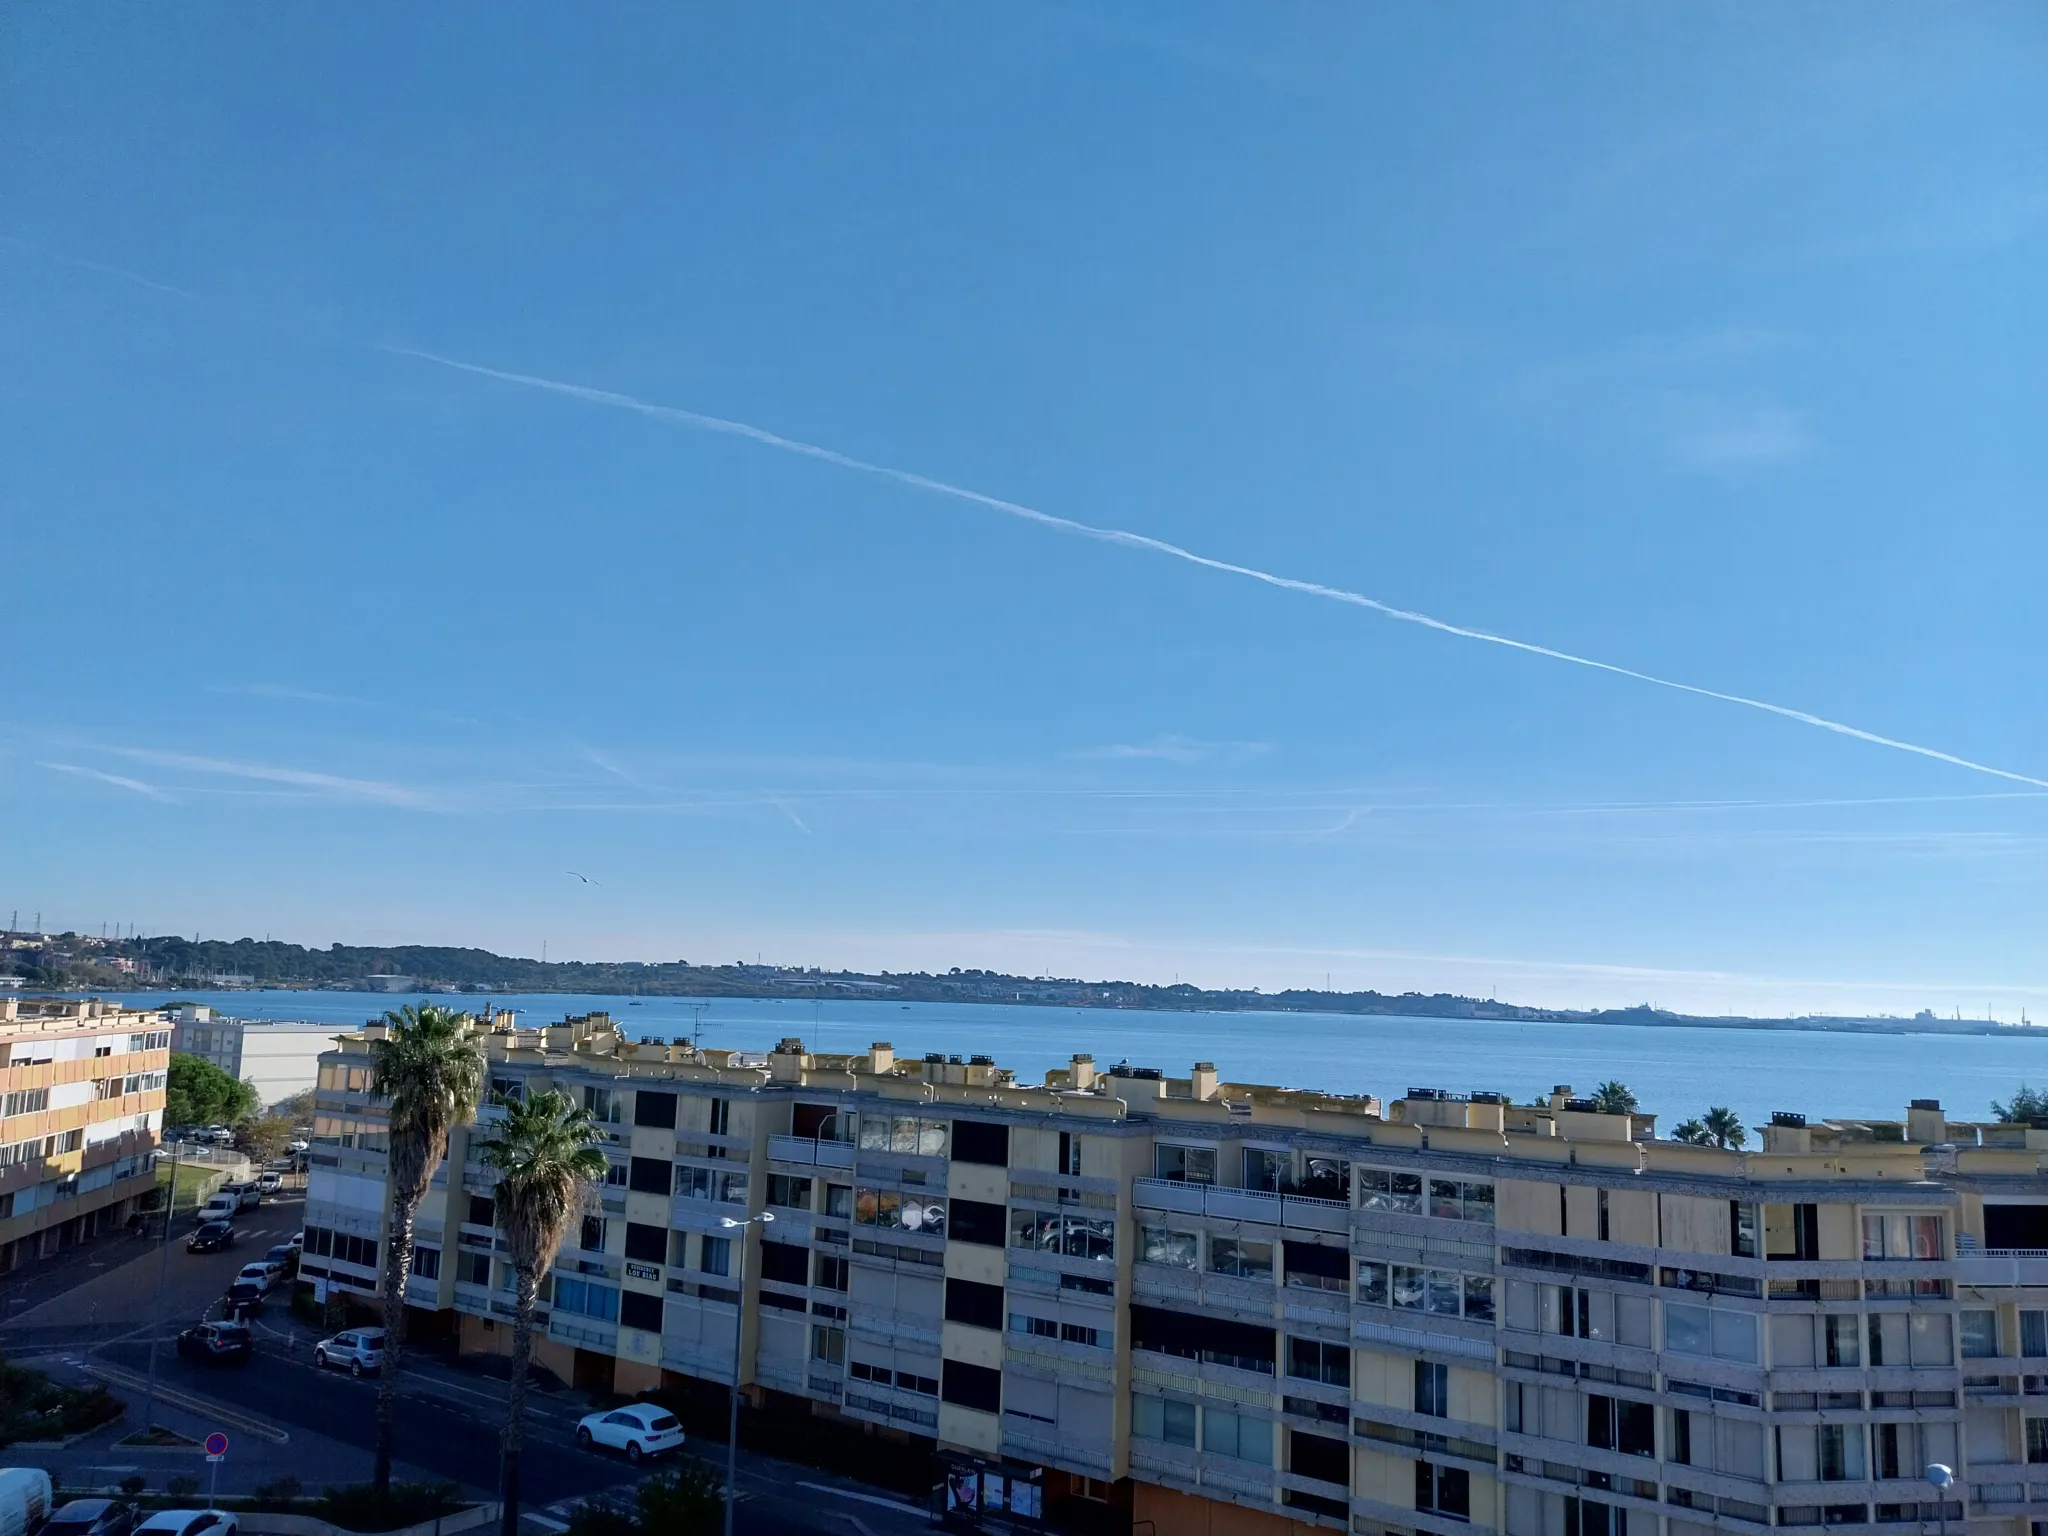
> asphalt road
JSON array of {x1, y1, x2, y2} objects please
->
[{"x1": 4, "y1": 1192, "x2": 930, "y2": 1534}]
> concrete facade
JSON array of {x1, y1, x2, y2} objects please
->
[
  {"x1": 308, "y1": 1011, "x2": 2048, "y2": 1536},
  {"x1": 169, "y1": 1007, "x2": 339, "y2": 1107},
  {"x1": 0, "y1": 996, "x2": 169, "y2": 1271}
]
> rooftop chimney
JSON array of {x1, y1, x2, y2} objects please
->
[
  {"x1": 1070, "y1": 1054, "x2": 1097, "y2": 1091},
  {"x1": 1191, "y1": 1062, "x2": 1219, "y2": 1101},
  {"x1": 868, "y1": 1042, "x2": 895, "y2": 1074}
]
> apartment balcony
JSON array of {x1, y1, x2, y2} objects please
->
[
  {"x1": 1132, "y1": 1177, "x2": 1350, "y2": 1234},
  {"x1": 1955, "y1": 1249, "x2": 2048, "y2": 1287},
  {"x1": 766, "y1": 1133, "x2": 854, "y2": 1169},
  {"x1": 550, "y1": 1314, "x2": 617, "y2": 1353}
]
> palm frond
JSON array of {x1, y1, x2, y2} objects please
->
[{"x1": 477, "y1": 1089, "x2": 610, "y2": 1277}]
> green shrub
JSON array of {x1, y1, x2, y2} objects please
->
[
  {"x1": 635, "y1": 1461, "x2": 722, "y2": 1532},
  {"x1": 167, "y1": 1476, "x2": 199, "y2": 1499},
  {"x1": 0, "y1": 1355, "x2": 123, "y2": 1445},
  {"x1": 255, "y1": 1477, "x2": 303, "y2": 1502},
  {"x1": 120, "y1": 1477, "x2": 147, "y2": 1497},
  {"x1": 315, "y1": 1482, "x2": 463, "y2": 1533},
  {"x1": 563, "y1": 1497, "x2": 637, "y2": 1536}
]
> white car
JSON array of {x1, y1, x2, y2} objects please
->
[
  {"x1": 135, "y1": 1513, "x2": 238, "y2": 1536},
  {"x1": 196, "y1": 1196, "x2": 238, "y2": 1225},
  {"x1": 314, "y1": 1327, "x2": 387, "y2": 1377},
  {"x1": 574, "y1": 1403, "x2": 685, "y2": 1463},
  {"x1": 234, "y1": 1260, "x2": 281, "y2": 1291},
  {"x1": 257, "y1": 1171, "x2": 284, "y2": 1193}
]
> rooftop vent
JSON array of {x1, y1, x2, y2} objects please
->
[
  {"x1": 1564, "y1": 1098, "x2": 1599, "y2": 1113},
  {"x1": 948, "y1": 1055, "x2": 964, "y2": 1065},
  {"x1": 1109, "y1": 1064, "x2": 1164, "y2": 1080},
  {"x1": 923, "y1": 1052, "x2": 946, "y2": 1064},
  {"x1": 1910, "y1": 1098, "x2": 1942, "y2": 1112},
  {"x1": 1469, "y1": 1091, "x2": 1506, "y2": 1105},
  {"x1": 1771, "y1": 1111, "x2": 1808, "y2": 1128},
  {"x1": 968, "y1": 1054, "x2": 994, "y2": 1066},
  {"x1": 773, "y1": 1037, "x2": 804, "y2": 1054},
  {"x1": 1406, "y1": 1087, "x2": 1449, "y2": 1101},
  {"x1": 1552, "y1": 1084, "x2": 1574, "y2": 1097}
]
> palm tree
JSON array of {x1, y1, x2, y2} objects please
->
[
  {"x1": 478, "y1": 1088, "x2": 608, "y2": 1536},
  {"x1": 367, "y1": 1004, "x2": 486, "y2": 1495},
  {"x1": 1671, "y1": 1118, "x2": 1711, "y2": 1145},
  {"x1": 1992, "y1": 1085, "x2": 2048, "y2": 1125},
  {"x1": 1702, "y1": 1105, "x2": 1747, "y2": 1149},
  {"x1": 1591, "y1": 1081, "x2": 1639, "y2": 1115}
]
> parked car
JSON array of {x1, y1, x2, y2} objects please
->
[
  {"x1": 41, "y1": 1499, "x2": 139, "y2": 1536},
  {"x1": 221, "y1": 1279, "x2": 266, "y2": 1315},
  {"x1": 574, "y1": 1403, "x2": 685, "y2": 1463},
  {"x1": 187, "y1": 1221, "x2": 235, "y2": 1254},
  {"x1": 314, "y1": 1327, "x2": 387, "y2": 1377},
  {"x1": 195, "y1": 1194, "x2": 238, "y2": 1225},
  {"x1": 176, "y1": 1321, "x2": 252, "y2": 1367},
  {"x1": 0, "y1": 1468, "x2": 53, "y2": 1536},
  {"x1": 134, "y1": 1511, "x2": 237, "y2": 1536},
  {"x1": 256, "y1": 1171, "x2": 284, "y2": 1193},
  {"x1": 265, "y1": 1242, "x2": 298, "y2": 1275},
  {"x1": 221, "y1": 1181, "x2": 263, "y2": 1211},
  {"x1": 233, "y1": 1258, "x2": 281, "y2": 1291},
  {"x1": 287, "y1": 1230, "x2": 304, "y2": 1252}
]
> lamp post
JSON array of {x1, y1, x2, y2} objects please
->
[
  {"x1": 1925, "y1": 1462, "x2": 1953, "y2": 1536},
  {"x1": 140, "y1": 1132, "x2": 185, "y2": 1432},
  {"x1": 717, "y1": 1211, "x2": 773, "y2": 1536}
]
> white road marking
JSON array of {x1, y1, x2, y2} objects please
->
[{"x1": 794, "y1": 1482, "x2": 926, "y2": 1516}]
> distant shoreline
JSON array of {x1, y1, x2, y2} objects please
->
[{"x1": 50, "y1": 979, "x2": 2044, "y2": 1039}]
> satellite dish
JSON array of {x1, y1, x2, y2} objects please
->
[{"x1": 1924, "y1": 1465, "x2": 1953, "y2": 1489}]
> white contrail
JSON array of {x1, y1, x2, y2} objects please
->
[{"x1": 387, "y1": 345, "x2": 2048, "y2": 792}]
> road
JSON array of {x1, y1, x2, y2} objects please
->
[{"x1": 2, "y1": 1192, "x2": 930, "y2": 1534}]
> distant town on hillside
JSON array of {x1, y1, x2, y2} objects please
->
[{"x1": 1, "y1": 926, "x2": 2036, "y2": 1038}]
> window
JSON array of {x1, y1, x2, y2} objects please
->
[
  {"x1": 941, "y1": 1358, "x2": 1001, "y2": 1413},
  {"x1": 1862, "y1": 1213, "x2": 1943, "y2": 1260},
  {"x1": 1244, "y1": 1147, "x2": 1287, "y2": 1192},
  {"x1": 411, "y1": 1244, "x2": 441, "y2": 1279},
  {"x1": 674, "y1": 1165, "x2": 749, "y2": 1204},
  {"x1": 579, "y1": 1215, "x2": 608, "y2": 1253},
  {"x1": 629, "y1": 1157, "x2": 669, "y2": 1195},
  {"x1": 1824, "y1": 1313, "x2": 1862, "y2": 1367},
  {"x1": 805, "y1": 1323, "x2": 844, "y2": 1365},
  {"x1": 1587, "y1": 1394, "x2": 1654, "y2": 1457},
  {"x1": 1291, "y1": 1428, "x2": 1349, "y2": 1488},
  {"x1": 1360, "y1": 1168, "x2": 1423, "y2": 1213},
  {"x1": 552, "y1": 1277, "x2": 619, "y2": 1321},
  {"x1": 1210, "y1": 1235, "x2": 1273, "y2": 1279},
  {"x1": 2, "y1": 1087, "x2": 51, "y2": 1117},
  {"x1": 624, "y1": 1222, "x2": 667, "y2": 1264},
  {"x1": 604, "y1": 1161, "x2": 626, "y2": 1188},
  {"x1": 1415, "y1": 1360, "x2": 1448, "y2": 1417},
  {"x1": 1780, "y1": 1424, "x2": 1869, "y2": 1482},
  {"x1": 1131, "y1": 1304, "x2": 1276, "y2": 1374},
  {"x1": 1012, "y1": 1312, "x2": 1059, "y2": 1340},
  {"x1": 1416, "y1": 1461, "x2": 1469, "y2": 1519},
  {"x1": 1057, "y1": 1130, "x2": 1081, "y2": 1176},
  {"x1": 950, "y1": 1197, "x2": 1006, "y2": 1247},
  {"x1": 1731, "y1": 1202, "x2": 1760, "y2": 1258},
  {"x1": 582, "y1": 1086, "x2": 621, "y2": 1124},
  {"x1": 1142, "y1": 1226, "x2": 1198, "y2": 1269},
  {"x1": 633, "y1": 1091, "x2": 676, "y2": 1129},
  {"x1": 1960, "y1": 1310, "x2": 1998, "y2": 1359},
  {"x1": 767, "y1": 1174, "x2": 811, "y2": 1210},
  {"x1": 1664, "y1": 1302, "x2": 1758, "y2": 1363},
  {"x1": 759, "y1": 1240, "x2": 809, "y2": 1286},
  {"x1": 1061, "y1": 1321, "x2": 1102, "y2": 1348},
  {"x1": 1153, "y1": 1143, "x2": 1216, "y2": 1184},
  {"x1": 700, "y1": 1235, "x2": 731, "y2": 1276},
  {"x1": 707, "y1": 1098, "x2": 730, "y2": 1136},
  {"x1": 952, "y1": 1120, "x2": 1008, "y2": 1166},
  {"x1": 2023, "y1": 1310, "x2": 2048, "y2": 1358},
  {"x1": 1204, "y1": 1407, "x2": 1273, "y2": 1464},
  {"x1": 814, "y1": 1253, "x2": 848, "y2": 1290},
  {"x1": 620, "y1": 1290, "x2": 663, "y2": 1332},
  {"x1": 1464, "y1": 1273, "x2": 1496, "y2": 1322},
  {"x1": 458, "y1": 1251, "x2": 491, "y2": 1286},
  {"x1": 1132, "y1": 1394, "x2": 1197, "y2": 1447},
  {"x1": 1284, "y1": 1240, "x2": 1348, "y2": 1293},
  {"x1": 945, "y1": 1278, "x2": 1005, "y2": 1330},
  {"x1": 825, "y1": 1182, "x2": 853, "y2": 1219},
  {"x1": 2027, "y1": 1419, "x2": 2048, "y2": 1465},
  {"x1": 1287, "y1": 1337, "x2": 1350, "y2": 1387},
  {"x1": 856, "y1": 1113, "x2": 948, "y2": 1157}
]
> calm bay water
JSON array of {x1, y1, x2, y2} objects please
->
[{"x1": 108, "y1": 989, "x2": 2048, "y2": 1135}]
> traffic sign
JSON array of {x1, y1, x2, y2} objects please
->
[{"x1": 204, "y1": 1432, "x2": 229, "y2": 1460}]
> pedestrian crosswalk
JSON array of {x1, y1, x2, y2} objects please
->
[{"x1": 525, "y1": 1478, "x2": 747, "y2": 1531}]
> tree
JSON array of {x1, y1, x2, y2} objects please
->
[
  {"x1": 239, "y1": 1114, "x2": 294, "y2": 1164},
  {"x1": 633, "y1": 1460, "x2": 722, "y2": 1532},
  {"x1": 479, "y1": 1089, "x2": 608, "y2": 1536},
  {"x1": 1591, "y1": 1081, "x2": 1639, "y2": 1115},
  {"x1": 1992, "y1": 1085, "x2": 2048, "y2": 1126},
  {"x1": 270, "y1": 1087, "x2": 317, "y2": 1126},
  {"x1": 1702, "y1": 1106, "x2": 1747, "y2": 1149},
  {"x1": 1671, "y1": 1118, "x2": 1711, "y2": 1145},
  {"x1": 165, "y1": 1054, "x2": 258, "y2": 1128},
  {"x1": 367, "y1": 1005, "x2": 485, "y2": 1495}
]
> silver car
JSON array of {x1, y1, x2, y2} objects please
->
[{"x1": 313, "y1": 1326, "x2": 387, "y2": 1377}]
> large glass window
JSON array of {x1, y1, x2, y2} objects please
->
[
  {"x1": 1359, "y1": 1168, "x2": 1423, "y2": 1213},
  {"x1": 1154, "y1": 1144, "x2": 1217, "y2": 1184},
  {"x1": 1142, "y1": 1227, "x2": 1199, "y2": 1270},
  {"x1": 1243, "y1": 1148, "x2": 1287, "y2": 1192},
  {"x1": 1862, "y1": 1213, "x2": 1944, "y2": 1260},
  {"x1": 1960, "y1": 1310, "x2": 1999, "y2": 1359},
  {"x1": 1132, "y1": 1394, "x2": 1197, "y2": 1447},
  {"x1": 1210, "y1": 1236, "x2": 1274, "y2": 1280},
  {"x1": 1203, "y1": 1407, "x2": 1273, "y2": 1464},
  {"x1": 1665, "y1": 1302, "x2": 1759, "y2": 1363}
]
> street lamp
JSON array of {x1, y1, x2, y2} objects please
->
[
  {"x1": 717, "y1": 1211, "x2": 773, "y2": 1536},
  {"x1": 1925, "y1": 1462, "x2": 1953, "y2": 1536}
]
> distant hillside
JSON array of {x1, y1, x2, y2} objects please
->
[{"x1": 2, "y1": 930, "x2": 2038, "y2": 1037}]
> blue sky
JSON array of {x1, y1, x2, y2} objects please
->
[{"x1": 4, "y1": 5, "x2": 2045, "y2": 1015}]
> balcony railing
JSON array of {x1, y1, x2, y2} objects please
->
[
  {"x1": 767, "y1": 1133, "x2": 855, "y2": 1168},
  {"x1": 1133, "y1": 1177, "x2": 1351, "y2": 1232}
]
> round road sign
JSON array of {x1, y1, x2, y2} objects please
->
[{"x1": 205, "y1": 1432, "x2": 229, "y2": 1458}]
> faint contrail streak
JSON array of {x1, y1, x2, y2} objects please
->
[{"x1": 387, "y1": 345, "x2": 2048, "y2": 792}]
